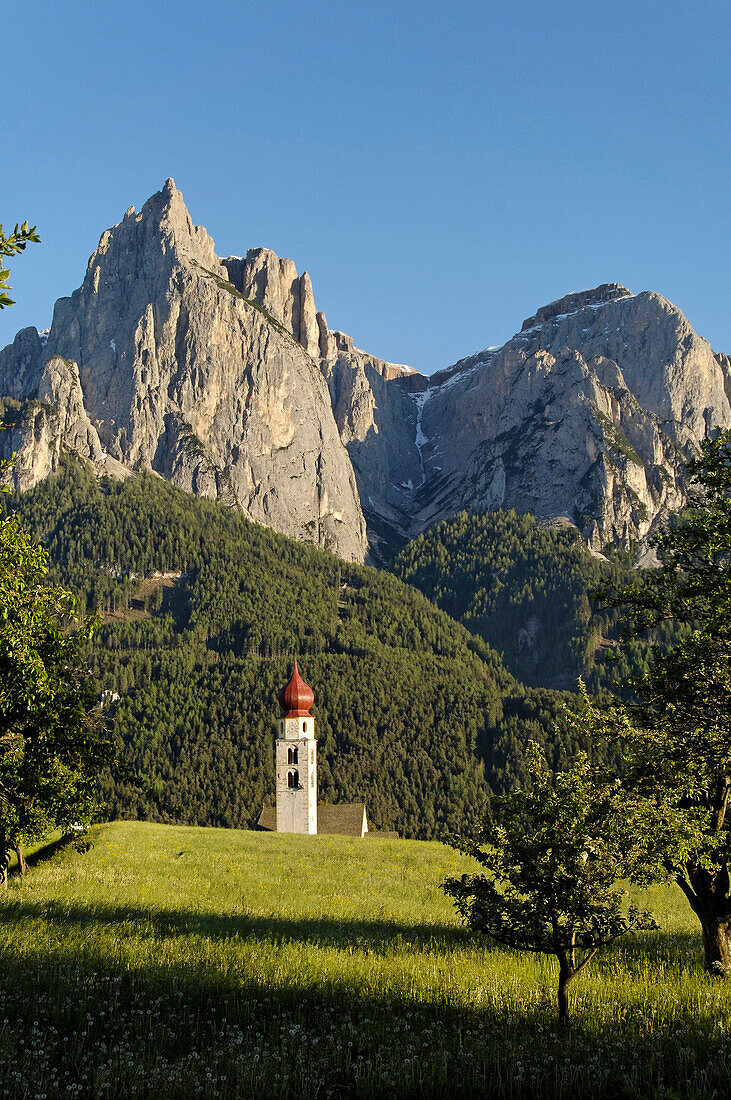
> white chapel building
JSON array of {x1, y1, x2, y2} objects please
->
[
  {"x1": 257, "y1": 661, "x2": 384, "y2": 838},
  {"x1": 275, "y1": 658, "x2": 318, "y2": 834}
]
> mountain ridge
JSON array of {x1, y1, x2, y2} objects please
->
[{"x1": 1, "y1": 180, "x2": 728, "y2": 561}]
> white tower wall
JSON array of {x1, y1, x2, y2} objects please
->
[{"x1": 275, "y1": 715, "x2": 317, "y2": 834}]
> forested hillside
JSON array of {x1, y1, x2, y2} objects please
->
[
  {"x1": 6, "y1": 461, "x2": 599, "y2": 839},
  {"x1": 392, "y1": 511, "x2": 656, "y2": 690}
]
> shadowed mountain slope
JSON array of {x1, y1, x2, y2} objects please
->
[{"x1": 8, "y1": 460, "x2": 601, "y2": 838}]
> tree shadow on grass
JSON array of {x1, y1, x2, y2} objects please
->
[
  {"x1": 0, "y1": 920, "x2": 724, "y2": 1100},
  {"x1": 0, "y1": 893, "x2": 710, "y2": 1027},
  {"x1": 0, "y1": 893, "x2": 708, "y2": 968},
  {"x1": 0, "y1": 887, "x2": 723, "y2": 1099},
  {"x1": 24, "y1": 833, "x2": 79, "y2": 870},
  {"x1": 1, "y1": 895, "x2": 476, "y2": 953},
  {"x1": 5, "y1": 832, "x2": 76, "y2": 879}
]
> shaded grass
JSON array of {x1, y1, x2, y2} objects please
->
[
  {"x1": 1, "y1": 822, "x2": 731, "y2": 1098},
  {"x1": 6, "y1": 829, "x2": 64, "y2": 871}
]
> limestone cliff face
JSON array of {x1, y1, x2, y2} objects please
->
[
  {"x1": 220, "y1": 244, "x2": 426, "y2": 561},
  {"x1": 402, "y1": 284, "x2": 730, "y2": 552},
  {"x1": 319, "y1": 349, "x2": 426, "y2": 561},
  {"x1": 0, "y1": 181, "x2": 367, "y2": 561},
  {"x1": 0, "y1": 354, "x2": 114, "y2": 490},
  {"x1": 1, "y1": 186, "x2": 728, "y2": 564}
]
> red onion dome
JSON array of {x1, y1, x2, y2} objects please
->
[{"x1": 278, "y1": 659, "x2": 314, "y2": 717}]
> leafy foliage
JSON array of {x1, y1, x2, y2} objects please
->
[
  {"x1": 0, "y1": 221, "x2": 40, "y2": 310},
  {"x1": 0, "y1": 510, "x2": 112, "y2": 879},
  {"x1": 443, "y1": 742, "x2": 656, "y2": 1018},
  {"x1": 591, "y1": 431, "x2": 731, "y2": 973}
]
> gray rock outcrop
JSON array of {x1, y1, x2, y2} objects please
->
[
  {"x1": 1, "y1": 186, "x2": 728, "y2": 565},
  {"x1": 397, "y1": 284, "x2": 730, "y2": 552},
  {"x1": 219, "y1": 243, "x2": 426, "y2": 561},
  {"x1": 313, "y1": 282, "x2": 730, "y2": 557},
  {"x1": 0, "y1": 180, "x2": 368, "y2": 561},
  {"x1": 0, "y1": 354, "x2": 110, "y2": 490}
]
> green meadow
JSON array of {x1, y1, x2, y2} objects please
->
[{"x1": 2, "y1": 822, "x2": 731, "y2": 1099}]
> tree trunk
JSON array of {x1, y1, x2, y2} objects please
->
[
  {"x1": 700, "y1": 914, "x2": 731, "y2": 976},
  {"x1": 677, "y1": 869, "x2": 731, "y2": 976},
  {"x1": 12, "y1": 841, "x2": 26, "y2": 876},
  {"x1": 0, "y1": 835, "x2": 8, "y2": 891},
  {"x1": 556, "y1": 959, "x2": 575, "y2": 1021}
]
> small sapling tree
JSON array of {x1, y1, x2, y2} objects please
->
[{"x1": 443, "y1": 743, "x2": 655, "y2": 1021}]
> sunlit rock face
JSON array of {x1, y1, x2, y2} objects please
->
[
  {"x1": 1, "y1": 184, "x2": 728, "y2": 564},
  {"x1": 0, "y1": 180, "x2": 368, "y2": 562},
  {"x1": 341, "y1": 283, "x2": 730, "y2": 557}
]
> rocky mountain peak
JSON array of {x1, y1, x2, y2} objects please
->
[
  {"x1": 387, "y1": 282, "x2": 730, "y2": 560},
  {"x1": 0, "y1": 182, "x2": 368, "y2": 561},
  {"x1": 1, "y1": 183, "x2": 728, "y2": 566},
  {"x1": 90, "y1": 177, "x2": 220, "y2": 274},
  {"x1": 520, "y1": 283, "x2": 634, "y2": 332}
]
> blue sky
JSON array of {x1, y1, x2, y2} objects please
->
[{"x1": 4, "y1": 0, "x2": 730, "y2": 374}]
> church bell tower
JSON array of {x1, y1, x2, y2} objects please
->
[{"x1": 275, "y1": 660, "x2": 317, "y2": 834}]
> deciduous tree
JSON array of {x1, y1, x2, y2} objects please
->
[
  {"x1": 593, "y1": 430, "x2": 731, "y2": 974},
  {"x1": 443, "y1": 743, "x2": 655, "y2": 1020},
  {"x1": 0, "y1": 511, "x2": 112, "y2": 884},
  {"x1": 0, "y1": 214, "x2": 113, "y2": 882}
]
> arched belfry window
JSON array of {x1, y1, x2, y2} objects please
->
[
  {"x1": 288, "y1": 747, "x2": 299, "y2": 765},
  {"x1": 287, "y1": 770, "x2": 299, "y2": 789},
  {"x1": 303, "y1": 721, "x2": 307, "y2": 733}
]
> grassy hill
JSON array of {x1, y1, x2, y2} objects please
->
[
  {"x1": 6, "y1": 461, "x2": 595, "y2": 838},
  {"x1": 3, "y1": 822, "x2": 730, "y2": 1099}
]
